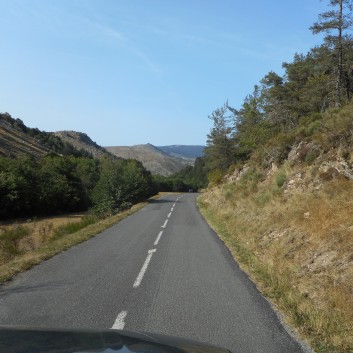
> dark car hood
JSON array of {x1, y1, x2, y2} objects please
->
[{"x1": 0, "y1": 326, "x2": 230, "y2": 353}]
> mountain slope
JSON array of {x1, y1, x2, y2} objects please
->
[
  {"x1": 0, "y1": 113, "x2": 106, "y2": 159},
  {"x1": 54, "y1": 131, "x2": 114, "y2": 159},
  {"x1": 105, "y1": 144, "x2": 192, "y2": 176},
  {"x1": 0, "y1": 118, "x2": 50, "y2": 158}
]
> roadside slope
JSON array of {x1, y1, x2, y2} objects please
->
[{"x1": 198, "y1": 156, "x2": 353, "y2": 352}]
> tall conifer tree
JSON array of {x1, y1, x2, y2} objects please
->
[{"x1": 311, "y1": 0, "x2": 353, "y2": 105}]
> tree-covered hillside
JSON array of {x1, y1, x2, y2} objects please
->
[
  {"x1": 203, "y1": 0, "x2": 353, "y2": 177},
  {"x1": 0, "y1": 114, "x2": 156, "y2": 220}
]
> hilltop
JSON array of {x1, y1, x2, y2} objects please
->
[{"x1": 54, "y1": 131, "x2": 114, "y2": 159}]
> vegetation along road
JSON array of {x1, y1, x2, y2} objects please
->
[{"x1": 0, "y1": 194, "x2": 309, "y2": 353}]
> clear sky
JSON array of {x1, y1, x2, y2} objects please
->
[{"x1": 0, "y1": 0, "x2": 327, "y2": 147}]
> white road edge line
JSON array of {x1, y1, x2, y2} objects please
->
[
  {"x1": 161, "y1": 219, "x2": 168, "y2": 228},
  {"x1": 154, "y1": 231, "x2": 163, "y2": 246},
  {"x1": 133, "y1": 249, "x2": 157, "y2": 288},
  {"x1": 111, "y1": 310, "x2": 127, "y2": 330}
]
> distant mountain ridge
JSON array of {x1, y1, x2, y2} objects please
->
[
  {"x1": 157, "y1": 145, "x2": 205, "y2": 159},
  {"x1": 105, "y1": 143, "x2": 199, "y2": 176},
  {"x1": 0, "y1": 112, "x2": 205, "y2": 176}
]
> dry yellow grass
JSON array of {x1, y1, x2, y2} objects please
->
[
  {"x1": 0, "y1": 214, "x2": 85, "y2": 257},
  {"x1": 0, "y1": 195, "x2": 163, "y2": 283},
  {"x1": 198, "y1": 174, "x2": 353, "y2": 353}
]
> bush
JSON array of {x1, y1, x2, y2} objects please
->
[
  {"x1": 276, "y1": 170, "x2": 287, "y2": 187},
  {"x1": 0, "y1": 225, "x2": 29, "y2": 258},
  {"x1": 305, "y1": 150, "x2": 318, "y2": 164},
  {"x1": 207, "y1": 169, "x2": 224, "y2": 186},
  {"x1": 53, "y1": 216, "x2": 97, "y2": 238},
  {"x1": 255, "y1": 192, "x2": 272, "y2": 206}
]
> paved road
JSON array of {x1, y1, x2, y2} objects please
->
[{"x1": 0, "y1": 194, "x2": 308, "y2": 353}]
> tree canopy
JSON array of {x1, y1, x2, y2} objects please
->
[{"x1": 203, "y1": 0, "x2": 353, "y2": 178}]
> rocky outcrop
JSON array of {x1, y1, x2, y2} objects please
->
[{"x1": 54, "y1": 131, "x2": 112, "y2": 159}]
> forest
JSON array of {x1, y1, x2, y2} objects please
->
[{"x1": 0, "y1": 152, "x2": 155, "y2": 220}]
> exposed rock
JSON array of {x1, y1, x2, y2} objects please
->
[
  {"x1": 264, "y1": 163, "x2": 278, "y2": 180},
  {"x1": 227, "y1": 164, "x2": 251, "y2": 182},
  {"x1": 284, "y1": 172, "x2": 306, "y2": 193},
  {"x1": 287, "y1": 141, "x2": 321, "y2": 164},
  {"x1": 306, "y1": 251, "x2": 338, "y2": 273},
  {"x1": 318, "y1": 158, "x2": 353, "y2": 180}
]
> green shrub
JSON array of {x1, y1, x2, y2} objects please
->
[
  {"x1": 223, "y1": 183, "x2": 237, "y2": 200},
  {"x1": 0, "y1": 225, "x2": 29, "y2": 256},
  {"x1": 305, "y1": 150, "x2": 318, "y2": 164},
  {"x1": 310, "y1": 166, "x2": 319, "y2": 177},
  {"x1": 228, "y1": 164, "x2": 237, "y2": 175},
  {"x1": 207, "y1": 169, "x2": 224, "y2": 186},
  {"x1": 92, "y1": 197, "x2": 116, "y2": 219},
  {"x1": 276, "y1": 171, "x2": 287, "y2": 187},
  {"x1": 53, "y1": 216, "x2": 97, "y2": 238},
  {"x1": 255, "y1": 192, "x2": 272, "y2": 206}
]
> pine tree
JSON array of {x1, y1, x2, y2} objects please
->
[
  {"x1": 310, "y1": 0, "x2": 353, "y2": 105},
  {"x1": 204, "y1": 104, "x2": 235, "y2": 171}
]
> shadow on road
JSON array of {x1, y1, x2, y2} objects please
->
[{"x1": 148, "y1": 199, "x2": 174, "y2": 204}]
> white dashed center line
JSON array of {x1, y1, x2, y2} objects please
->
[
  {"x1": 112, "y1": 197, "x2": 183, "y2": 331},
  {"x1": 133, "y1": 249, "x2": 157, "y2": 288},
  {"x1": 154, "y1": 231, "x2": 163, "y2": 246},
  {"x1": 111, "y1": 310, "x2": 127, "y2": 330}
]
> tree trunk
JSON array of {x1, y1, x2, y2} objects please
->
[{"x1": 336, "y1": 0, "x2": 343, "y2": 106}]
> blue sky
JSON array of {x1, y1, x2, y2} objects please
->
[{"x1": 0, "y1": 0, "x2": 327, "y2": 146}]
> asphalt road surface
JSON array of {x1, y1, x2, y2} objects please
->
[{"x1": 0, "y1": 194, "x2": 309, "y2": 353}]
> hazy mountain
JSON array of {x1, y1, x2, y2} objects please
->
[
  {"x1": 157, "y1": 145, "x2": 205, "y2": 160},
  {"x1": 105, "y1": 143, "x2": 193, "y2": 176}
]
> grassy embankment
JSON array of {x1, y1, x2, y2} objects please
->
[
  {"x1": 0, "y1": 195, "x2": 161, "y2": 284},
  {"x1": 198, "y1": 169, "x2": 353, "y2": 353}
]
